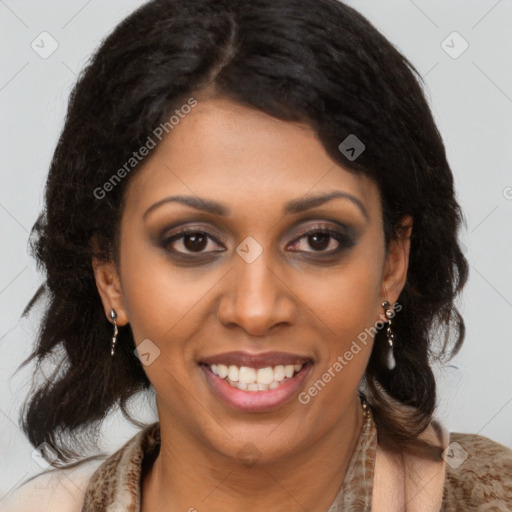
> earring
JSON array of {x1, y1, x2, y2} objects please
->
[
  {"x1": 110, "y1": 309, "x2": 118, "y2": 357},
  {"x1": 381, "y1": 301, "x2": 396, "y2": 370}
]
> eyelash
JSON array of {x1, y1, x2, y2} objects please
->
[
  {"x1": 287, "y1": 227, "x2": 354, "y2": 254},
  {"x1": 160, "y1": 224, "x2": 355, "y2": 258}
]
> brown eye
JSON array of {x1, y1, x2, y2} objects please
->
[
  {"x1": 162, "y1": 229, "x2": 224, "y2": 254},
  {"x1": 307, "y1": 232, "x2": 333, "y2": 251},
  {"x1": 287, "y1": 227, "x2": 355, "y2": 254},
  {"x1": 182, "y1": 232, "x2": 208, "y2": 252}
]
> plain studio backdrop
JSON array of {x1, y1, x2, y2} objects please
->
[{"x1": 1, "y1": 0, "x2": 511, "y2": 500}]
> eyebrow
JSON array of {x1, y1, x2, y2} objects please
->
[{"x1": 143, "y1": 190, "x2": 368, "y2": 221}]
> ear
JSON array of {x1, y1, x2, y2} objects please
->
[
  {"x1": 381, "y1": 215, "x2": 413, "y2": 306},
  {"x1": 92, "y1": 258, "x2": 129, "y2": 326}
]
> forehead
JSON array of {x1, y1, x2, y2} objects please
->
[{"x1": 122, "y1": 97, "x2": 381, "y2": 222}]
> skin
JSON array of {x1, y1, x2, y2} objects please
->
[{"x1": 93, "y1": 96, "x2": 412, "y2": 512}]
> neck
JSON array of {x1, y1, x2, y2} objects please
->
[{"x1": 142, "y1": 397, "x2": 365, "y2": 512}]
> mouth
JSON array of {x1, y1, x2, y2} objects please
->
[
  {"x1": 208, "y1": 362, "x2": 306, "y2": 391},
  {"x1": 199, "y1": 351, "x2": 313, "y2": 412}
]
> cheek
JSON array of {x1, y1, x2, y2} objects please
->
[
  {"x1": 297, "y1": 236, "x2": 385, "y2": 405},
  {"x1": 118, "y1": 233, "x2": 213, "y2": 351},
  {"x1": 303, "y1": 251, "x2": 384, "y2": 336},
  {"x1": 296, "y1": 255, "x2": 383, "y2": 422},
  {"x1": 118, "y1": 242, "x2": 216, "y2": 399}
]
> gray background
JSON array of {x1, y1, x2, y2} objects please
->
[{"x1": 1, "y1": 0, "x2": 511, "y2": 500}]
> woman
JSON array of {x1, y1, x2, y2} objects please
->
[{"x1": 4, "y1": 0, "x2": 512, "y2": 510}]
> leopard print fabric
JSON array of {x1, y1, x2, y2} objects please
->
[
  {"x1": 81, "y1": 412, "x2": 512, "y2": 511},
  {"x1": 81, "y1": 423, "x2": 160, "y2": 511},
  {"x1": 441, "y1": 432, "x2": 512, "y2": 511}
]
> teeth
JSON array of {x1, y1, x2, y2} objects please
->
[
  {"x1": 209, "y1": 362, "x2": 306, "y2": 392},
  {"x1": 228, "y1": 365, "x2": 239, "y2": 382},
  {"x1": 274, "y1": 365, "x2": 285, "y2": 382},
  {"x1": 239, "y1": 366, "x2": 256, "y2": 384},
  {"x1": 217, "y1": 364, "x2": 228, "y2": 379},
  {"x1": 284, "y1": 365, "x2": 295, "y2": 378},
  {"x1": 256, "y1": 367, "x2": 274, "y2": 385}
]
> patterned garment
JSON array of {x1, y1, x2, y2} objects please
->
[{"x1": 80, "y1": 409, "x2": 512, "y2": 511}]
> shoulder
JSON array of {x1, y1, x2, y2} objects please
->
[
  {"x1": 2, "y1": 424, "x2": 159, "y2": 512},
  {"x1": 1, "y1": 459, "x2": 103, "y2": 512},
  {"x1": 443, "y1": 431, "x2": 512, "y2": 509},
  {"x1": 81, "y1": 422, "x2": 160, "y2": 510}
]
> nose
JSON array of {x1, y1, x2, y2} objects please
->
[{"x1": 217, "y1": 250, "x2": 298, "y2": 336}]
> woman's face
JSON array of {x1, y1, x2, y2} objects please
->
[{"x1": 95, "y1": 96, "x2": 410, "y2": 464}]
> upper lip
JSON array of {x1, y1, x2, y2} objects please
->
[{"x1": 200, "y1": 351, "x2": 312, "y2": 369}]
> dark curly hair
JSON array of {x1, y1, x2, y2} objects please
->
[{"x1": 20, "y1": 0, "x2": 468, "y2": 465}]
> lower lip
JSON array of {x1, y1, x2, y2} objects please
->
[{"x1": 200, "y1": 364, "x2": 312, "y2": 413}]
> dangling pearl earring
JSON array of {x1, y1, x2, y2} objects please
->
[
  {"x1": 110, "y1": 309, "x2": 118, "y2": 357},
  {"x1": 381, "y1": 301, "x2": 396, "y2": 370}
]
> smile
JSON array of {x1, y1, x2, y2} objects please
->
[
  {"x1": 199, "y1": 351, "x2": 313, "y2": 412},
  {"x1": 209, "y1": 363, "x2": 305, "y2": 391}
]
